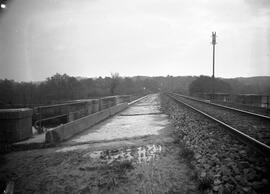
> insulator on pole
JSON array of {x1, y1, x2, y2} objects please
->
[{"x1": 212, "y1": 32, "x2": 216, "y2": 45}]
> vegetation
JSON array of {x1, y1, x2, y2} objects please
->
[
  {"x1": 189, "y1": 75, "x2": 270, "y2": 96},
  {"x1": 94, "y1": 160, "x2": 133, "y2": 192},
  {"x1": 0, "y1": 73, "x2": 149, "y2": 107},
  {"x1": 0, "y1": 74, "x2": 270, "y2": 108},
  {"x1": 189, "y1": 75, "x2": 232, "y2": 95},
  {"x1": 110, "y1": 73, "x2": 120, "y2": 95},
  {"x1": 0, "y1": 74, "x2": 194, "y2": 108},
  {"x1": 224, "y1": 76, "x2": 270, "y2": 94}
]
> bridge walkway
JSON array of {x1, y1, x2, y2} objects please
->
[{"x1": 0, "y1": 94, "x2": 197, "y2": 193}]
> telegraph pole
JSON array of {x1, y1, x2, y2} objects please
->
[{"x1": 211, "y1": 32, "x2": 216, "y2": 98}]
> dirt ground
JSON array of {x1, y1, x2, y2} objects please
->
[{"x1": 0, "y1": 94, "x2": 198, "y2": 194}]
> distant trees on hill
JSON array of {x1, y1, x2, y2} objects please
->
[
  {"x1": 0, "y1": 74, "x2": 270, "y2": 108},
  {"x1": 0, "y1": 73, "x2": 161, "y2": 107},
  {"x1": 189, "y1": 75, "x2": 232, "y2": 95},
  {"x1": 110, "y1": 73, "x2": 120, "y2": 95},
  {"x1": 224, "y1": 77, "x2": 270, "y2": 95}
]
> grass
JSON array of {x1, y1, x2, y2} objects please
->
[
  {"x1": 95, "y1": 160, "x2": 134, "y2": 191},
  {"x1": 113, "y1": 160, "x2": 134, "y2": 171}
]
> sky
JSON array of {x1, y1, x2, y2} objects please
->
[{"x1": 0, "y1": 0, "x2": 269, "y2": 82}]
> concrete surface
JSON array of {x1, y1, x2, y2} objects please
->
[
  {"x1": 64, "y1": 94, "x2": 169, "y2": 145},
  {"x1": 45, "y1": 102, "x2": 128, "y2": 143},
  {"x1": 0, "y1": 108, "x2": 33, "y2": 143},
  {"x1": 11, "y1": 102, "x2": 129, "y2": 148},
  {"x1": 11, "y1": 96, "x2": 148, "y2": 149}
]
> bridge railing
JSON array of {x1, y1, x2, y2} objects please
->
[{"x1": 33, "y1": 95, "x2": 132, "y2": 133}]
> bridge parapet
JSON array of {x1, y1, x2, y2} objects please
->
[
  {"x1": 32, "y1": 95, "x2": 131, "y2": 129},
  {"x1": 116, "y1": 95, "x2": 131, "y2": 104},
  {"x1": 0, "y1": 108, "x2": 33, "y2": 145},
  {"x1": 33, "y1": 95, "x2": 130, "y2": 119}
]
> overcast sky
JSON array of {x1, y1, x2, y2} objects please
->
[{"x1": 0, "y1": 0, "x2": 269, "y2": 81}]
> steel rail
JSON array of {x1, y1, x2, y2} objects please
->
[
  {"x1": 167, "y1": 93, "x2": 270, "y2": 156},
  {"x1": 169, "y1": 93, "x2": 270, "y2": 120}
]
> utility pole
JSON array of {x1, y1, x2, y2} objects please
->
[{"x1": 211, "y1": 32, "x2": 216, "y2": 99}]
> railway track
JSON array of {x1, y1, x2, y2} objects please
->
[
  {"x1": 166, "y1": 93, "x2": 270, "y2": 156},
  {"x1": 210, "y1": 101, "x2": 270, "y2": 117}
]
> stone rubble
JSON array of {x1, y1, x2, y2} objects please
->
[
  {"x1": 161, "y1": 95, "x2": 270, "y2": 194},
  {"x1": 173, "y1": 95, "x2": 270, "y2": 146}
]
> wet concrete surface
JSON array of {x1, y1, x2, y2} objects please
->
[{"x1": 63, "y1": 94, "x2": 170, "y2": 145}]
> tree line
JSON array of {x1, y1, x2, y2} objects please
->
[
  {"x1": 0, "y1": 73, "x2": 180, "y2": 108},
  {"x1": 1, "y1": 73, "x2": 269, "y2": 108}
]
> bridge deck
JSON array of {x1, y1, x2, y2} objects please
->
[
  {"x1": 63, "y1": 94, "x2": 169, "y2": 146},
  {"x1": 1, "y1": 94, "x2": 197, "y2": 193}
]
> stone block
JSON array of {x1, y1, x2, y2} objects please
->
[{"x1": 0, "y1": 108, "x2": 33, "y2": 143}]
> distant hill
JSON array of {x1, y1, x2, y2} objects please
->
[
  {"x1": 1, "y1": 74, "x2": 269, "y2": 108},
  {"x1": 223, "y1": 76, "x2": 270, "y2": 95},
  {"x1": 77, "y1": 75, "x2": 270, "y2": 95}
]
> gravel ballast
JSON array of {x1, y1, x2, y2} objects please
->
[
  {"x1": 171, "y1": 94, "x2": 270, "y2": 146},
  {"x1": 161, "y1": 94, "x2": 270, "y2": 194}
]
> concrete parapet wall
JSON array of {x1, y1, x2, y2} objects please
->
[
  {"x1": 116, "y1": 95, "x2": 131, "y2": 104},
  {"x1": 0, "y1": 108, "x2": 33, "y2": 143},
  {"x1": 91, "y1": 99, "x2": 100, "y2": 113},
  {"x1": 45, "y1": 102, "x2": 128, "y2": 143},
  {"x1": 99, "y1": 96, "x2": 117, "y2": 110},
  {"x1": 110, "y1": 103, "x2": 128, "y2": 115},
  {"x1": 35, "y1": 101, "x2": 86, "y2": 117},
  {"x1": 128, "y1": 95, "x2": 149, "y2": 105},
  {"x1": 34, "y1": 95, "x2": 131, "y2": 122}
]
